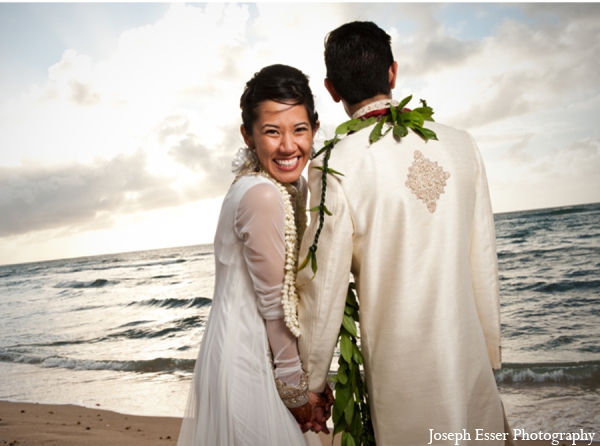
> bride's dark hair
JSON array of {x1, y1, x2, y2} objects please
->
[{"x1": 240, "y1": 64, "x2": 319, "y2": 135}]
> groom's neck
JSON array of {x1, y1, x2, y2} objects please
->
[{"x1": 343, "y1": 93, "x2": 394, "y2": 118}]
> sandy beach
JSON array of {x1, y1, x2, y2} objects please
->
[
  {"x1": 0, "y1": 401, "x2": 336, "y2": 446},
  {"x1": 1, "y1": 401, "x2": 596, "y2": 446}
]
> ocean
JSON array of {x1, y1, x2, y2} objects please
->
[{"x1": 1, "y1": 202, "x2": 599, "y2": 433}]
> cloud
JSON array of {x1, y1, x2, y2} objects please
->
[
  {"x1": 69, "y1": 80, "x2": 100, "y2": 105},
  {"x1": 0, "y1": 118, "x2": 242, "y2": 238},
  {"x1": 0, "y1": 151, "x2": 178, "y2": 237},
  {"x1": 521, "y1": 3, "x2": 600, "y2": 21},
  {"x1": 500, "y1": 134, "x2": 535, "y2": 164},
  {"x1": 533, "y1": 136, "x2": 600, "y2": 178},
  {"x1": 167, "y1": 130, "x2": 233, "y2": 195},
  {"x1": 377, "y1": 4, "x2": 600, "y2": 132},
  {"x1": 393, "y1": 32, "x2": 482, "y2": 77},
  {"x1": 377, "y1": 4, "x2": 482, "y2": 79},
  {"x1": 155, "y1": 113, "x2": 190, "y2": 145},
  {"x1": 489, "y1": 135, "x2": 600, "y2": 212}
]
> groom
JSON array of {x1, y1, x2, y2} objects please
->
[{"x1": 298, "y1": 21, "x2": 511, "y2": 445}]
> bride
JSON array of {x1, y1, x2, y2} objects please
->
[{"x1": 176, "y1": 64, "x2": 330, "y2": 446}]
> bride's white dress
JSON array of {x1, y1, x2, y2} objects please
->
[{"x1": 177, "y1": 175, "x2": 319, "y2": 446}]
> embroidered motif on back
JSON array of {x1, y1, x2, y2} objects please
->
[{"x1": 405, "y1": 150, "x2": 451, "y2": 213}]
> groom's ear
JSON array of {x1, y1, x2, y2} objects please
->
[
  {"x1": 388, "y1": 61, "x2": 399, "y2": 90},
  {"x1": 324, "y1": 78, "x2": 341, "y2": 103}
]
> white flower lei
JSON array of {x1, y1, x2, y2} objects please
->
[{"x1": 232, "y1": 147, "x2": 302, "y2": 337}]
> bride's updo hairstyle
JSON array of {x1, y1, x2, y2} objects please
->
[{"x1": 240, "y1": 64, "x2": 319, "y2": 135}]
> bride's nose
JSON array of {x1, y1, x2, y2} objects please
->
[{"x1": 279, "y1": 132, "x2": 295, "y2": 153}]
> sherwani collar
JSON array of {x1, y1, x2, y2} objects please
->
[{"x1": 351, "y1": 99, "x2": 399, "y2": 120}]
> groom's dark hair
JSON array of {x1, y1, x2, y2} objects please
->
[{"x1": 324, "y1": 21, "x2": 394, "y2": 106}]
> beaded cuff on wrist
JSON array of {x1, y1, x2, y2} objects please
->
[{"x1": 275, "y1": 371, "x2": 309, "y2": 409}]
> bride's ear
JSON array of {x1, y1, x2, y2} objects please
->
[
  {"x1": 240, "y1": 124, "x2": 253, "y2": 148},
  {"x1": 313, "y1": 120, "x2": 321, "y2": 136}
]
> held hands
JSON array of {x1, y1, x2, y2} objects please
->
[
  {"x1": 314, "y1": 384, "x2": 334, "y2": 433},
  {"x1": 290, "y1": 384, "x2": 334, "y2": 434}
]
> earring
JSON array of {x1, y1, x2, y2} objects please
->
[
  {"x1": 249, "y1": 147, "x2": 260, "y2": 172},
  {"x1": 310, "y1": 144, "x2": 316, "y2": 159},
  {"x1": 231, "y1": 146, "x2": 260, "y2": 174}
]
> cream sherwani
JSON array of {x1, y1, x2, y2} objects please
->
[{"x1": 298, "y1": 116, "x2": 507, "y2": 445}]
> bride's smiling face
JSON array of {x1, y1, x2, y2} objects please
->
[{"x1": 241, "y1": 100, "x2": 319, "y2": 184}]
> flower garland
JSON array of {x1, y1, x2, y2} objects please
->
[
  {"x1": 277, "y1": 176, "x2": 302, "y2": 337},
  {"x1": 232, "y1": 149, "x2": 304, "y2": 337}
]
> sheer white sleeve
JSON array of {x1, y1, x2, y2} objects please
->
[
  {"x1": 235, "y1": 182, "x2": 286, "y2": 320},
  {"x1": 235, "y1": 181, "x2": 303, "y2": 386}
]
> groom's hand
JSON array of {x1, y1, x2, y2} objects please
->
[
  {"x1": 312, "y1": 384, "x2": 334, "y2": 434},
  {"x1": 319, "y1": 383, "x2": 335, "y2": 421}
]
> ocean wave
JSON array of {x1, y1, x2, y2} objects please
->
[
  {"x1": 543, "y1": 296, "x2": 598, "y2": 308},
  {"x1": 117, "y1": 320, "x2": 154, "y2": 328},
  {"x1": 530, "y1": 206, "x2": 599, "y2": 218},
  {"x1": 541, "y1": 280, "x2": 600, "y2": 292},
  {"x1": 495, "y1": 203, "x2": 600, "y2": 222},
  {"x1": 499, "y1": 229, "x2": 532, "y2": 240},
  {"x1": 523, "y1": 333, "x2": 600, "y2": 353},
  {"x1": 107, "y1": 316, "x2": 204, "y2": 339},
  {"x1": 576, "y1": 232, "x2": 600, "y2": 239},
  {"x1": 2, "y1": 279, "x2": 31, "y2": 288},
  {"x1": 10, "y1": 337, "x2": 105, "y2": 349},
  {"x1": 151, "y1": 274, "x2": 177, "y2": 279},
  {"x1": 496, "y1": 361, "x2": 600, "y2": 387},
  {"x1": 564, "y1": 269, "x2": 598, "y2": 278},
  {"x1": 70, "y1": 265, "x2": 120, "y2": 272},
  {"x1": 135, "y1": 259, "x2": 187, "y2": 268},
  {"x1": 72, "y1": 304, "x2": 107, "y2": 312},
  {"x1": 0, "y1": 349, "x2": 195, "y2": 373},
  {"x1": 67, "y1": 257, "x2": 125, "y2": 272},
  {"x1": 510, "y1": 279, "x2": 600, "y2": 293},
  {"x1": 497, "y1": 245, "x2": 600, "y2": 261},
  {"x1": 127, "y1": 297, "x2": 212, "y2": 309},
  {"x1": 54, "y1": 279, "x2": 117, "y2": 289},
  {"x1": 578, "y1": 344, "x2": 600, "y2": 353},
  {"x1": 67, "y1": 258, "x2": 188, "y2": 273}
]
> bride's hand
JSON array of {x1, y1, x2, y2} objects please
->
[
  {"x1": 290, "y1": 401, "x2": 313, "y2": 431},
  {"x1": 291, "y1": 391, "x2": 326, "y2": 433}
]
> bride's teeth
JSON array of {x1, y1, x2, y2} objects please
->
[{"x1": 275, "y1": 158, "x2": 298, "y2": 167}]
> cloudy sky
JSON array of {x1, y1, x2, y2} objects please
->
[{"x1": 1, "y1": 3, "x2": 599, "y2": 265}]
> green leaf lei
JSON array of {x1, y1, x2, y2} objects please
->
[
  {"x1": 329, "y1": 283, "x2": 375, "y2": 446},
  {"x1": 299, "y1": 96, "x2": 437, "y2": 446}
]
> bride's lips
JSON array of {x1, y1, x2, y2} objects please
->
[{"x1": 273, "y1": 156, "x2": 300, "y2": 171}]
